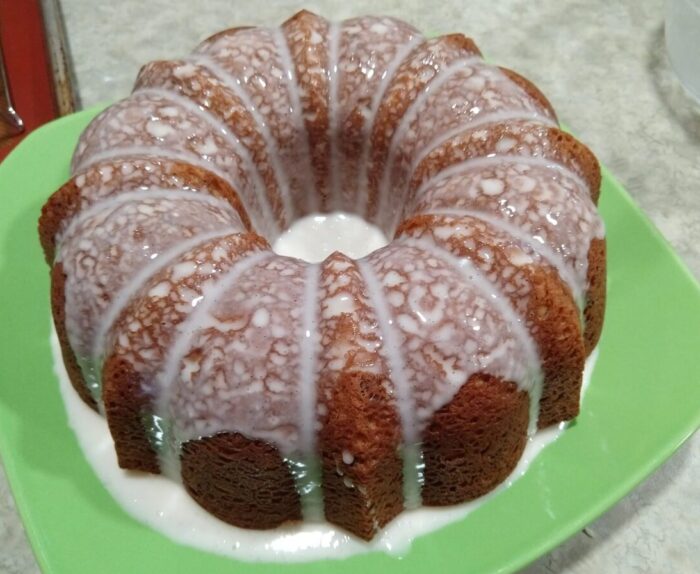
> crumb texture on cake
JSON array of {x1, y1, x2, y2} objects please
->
[{"x1": 38, "y1": 11, "x2": 605, "y2": 541}]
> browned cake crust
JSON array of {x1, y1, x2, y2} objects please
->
[
  {"x1": 197, "y1": 26, "x2": 253, "y2": 47},
  {"x1": 313, "y1": 252, "x2": 406, "y2": 538},
  {"x1": 584, "y1": 237, "x2": 606, "y2": 354},
  {"x1": 499, "y1": 67, "x2": 557, "y2": 121},
  {"x1": 410, "y1": 123, "x2": 601, "y2": 204},
  {"x1": 397, "y1": 213, "x2": 586, "y2": 428},
  {"x1": 38, "y1": 159, "x2": 252, "y2": 264},
  {"x1": 319, "y1": 372, "x2": 404, "y2": 540},
  {"x1": 50, "y1": 263, "x2": 97, "y2": 410},
  {"x1": 422, "y1": 374, "x2": 529, "y2": 505},
  {"x1": 366, "y1": 34, "x2": 482, "y2": 219},
  {"x1": 525, "y1": 264, "x2": 587, "y2": 427},
  {"x1": 102, "y1": 232, "x2": 270, "y2": 474},
  {"x1": 548, "y1": 128, "x2": 601, "y2": 204},
  {"x1": 181, "y1": 432, "x2": 302, "y2": 529},
  {"x1": 282, "y1": 11, "x2": 332, "y2": 209},
  {"x1": 102, "y1": 355, "x2": 160, "y2": 473},
  {"x1": 135, "y1": 61, "x2": 290, "y2": 224}
]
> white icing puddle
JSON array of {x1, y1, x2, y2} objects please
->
[
  {"x1": 272, "y1": 212, "x2": 389, "y2": 262},
  {"x1": 51, "y1": 325, "x2": 599, "y2": 562}
]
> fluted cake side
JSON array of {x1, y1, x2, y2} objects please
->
[{"x1": 39, "y1": 10, "x2": 605, "y2": 541}]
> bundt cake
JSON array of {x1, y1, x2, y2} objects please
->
[{"x1": 39, "y1": 11, "x2": 605, "y2": 541}]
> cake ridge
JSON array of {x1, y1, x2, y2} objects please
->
[
  {"x1": 416, "y1": 208, "x2": 583, "y2": 304},
  {"x1": 408, "y1": 121, "x2": 601, "y2": 204},
  {"x1": 189, "y1": 53, "x2": 297, "y2": 224},
  {"x1": 270, "y1": 25, "x2": 320, "y2": 212},
  {"x1": 281, "y1": 12, "x2": 333, "y2": 210},
  {"x1": 400, "y1": 236, "x2": 543, "y2": 433},
  {"x1": 153, "y1": 249, "x2": 275, "y2": 473},
  {"x1": 408, "y1": 109, "x2": 559, "y2": 177},
  {"x1": 412, "y1": 154, "x2": 592, "y2": 200},
  {"x1": 56, "y1": 189, "x2": 238, "y2": 248},
  {"x1": 327, "y1": 21, "x2": 342, "y2": 210},
  {"x1": 375, "y1": 55, "x2": 485, "y2": 220},
  {"x1": 294, "y1": 262, "x2": 323, "y2": 520},
  {"x1": 355, "y1": 33, "x2": 424, "y2": 217},
  {"x1": 87, "y1": 227, "x2": 243, "y2": 402},
  {"x1": 73, "y1": 146, "x2": 235, "y2": 195},
  {"x1": 356, "y1": 257, "x2": 424, "y2": 510}
]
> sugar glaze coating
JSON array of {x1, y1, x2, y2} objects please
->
[
  {"x1": 51, "y1": 327, "x2": 600, "y2": 560},
  {"x1": 40, "y1": 11, "x2": 605, "y2": 541}
]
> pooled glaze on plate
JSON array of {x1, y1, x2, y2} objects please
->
[{"x1": 52, "y1": 324, "x2": 599, "y2": 562}]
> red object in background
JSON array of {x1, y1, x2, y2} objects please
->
[{"x1": 0, "y1": 0, "x2": 59, "y2": 162}]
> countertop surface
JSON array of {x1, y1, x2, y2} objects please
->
[{"x1": 1, "y1": 0, "x2": 698, "y2": 572}]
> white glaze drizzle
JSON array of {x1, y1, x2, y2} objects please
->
[
  {"x1": 327, "y1": 21, "x2": 342, "y2": 209},
  {"x1": 271, "y1": 26, "x2": 319, "y2": 212},
  {"x1": 135, "y1": 87, "x2": 279, "y2": 236},
  {"x1": 356, "y1": 258, "x2": 424, "y2": 509},
  {"x1": 356, "y1": 35, "x2": 424, "y2": 217},
  {"x1": 56, "y1": 189, "x2": 237, "y2": 251},
  {"x1": 400, "y1": 237, "x2": 543, "y2": 434},
  {"x1": 87, "y1": 227, "x2": 242, "y2": 402},
  {"x1": 420, "y1": 208, "x2": 583, "y2": 305},
  {"x1": 414, "y1": 154, "x2": 591, "y2": 201},
  {"x1": 71, "y1": 106, "x2": 252, "y2": 212},
  {"x1": 293, "y1": 263, "x2": 323, "y2": 520},
  {"x1": 190, "y1": 54, "x2": 296, "y2": 224},
  {"x1": 409, "y1": 109, "x2": 558, "y2": 176},
  {"x1": 375, "y1": 56, "x2": 483, "y2": 211},
  {"x1": 74, "y1": 147, "x2": 236, "y2": 196},
  {"x1": 155, "y1": 250, "x2": 275, "y2": 478}
]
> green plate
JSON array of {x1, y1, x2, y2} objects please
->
[{"x1": 1, "y1": 107, "x2": 699, "y2": 574}]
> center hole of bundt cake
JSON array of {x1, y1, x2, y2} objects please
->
[{"x1": 272, "y1": 211, "x2": 389, "y2": 263}]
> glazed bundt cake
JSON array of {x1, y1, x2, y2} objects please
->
[{"x1": 39, "y1": 11, "x2": 605, "y2": 541}]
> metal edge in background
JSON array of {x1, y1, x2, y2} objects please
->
[{"x1": 41, "y1": 0, "x2": 79, "y2": 116}]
